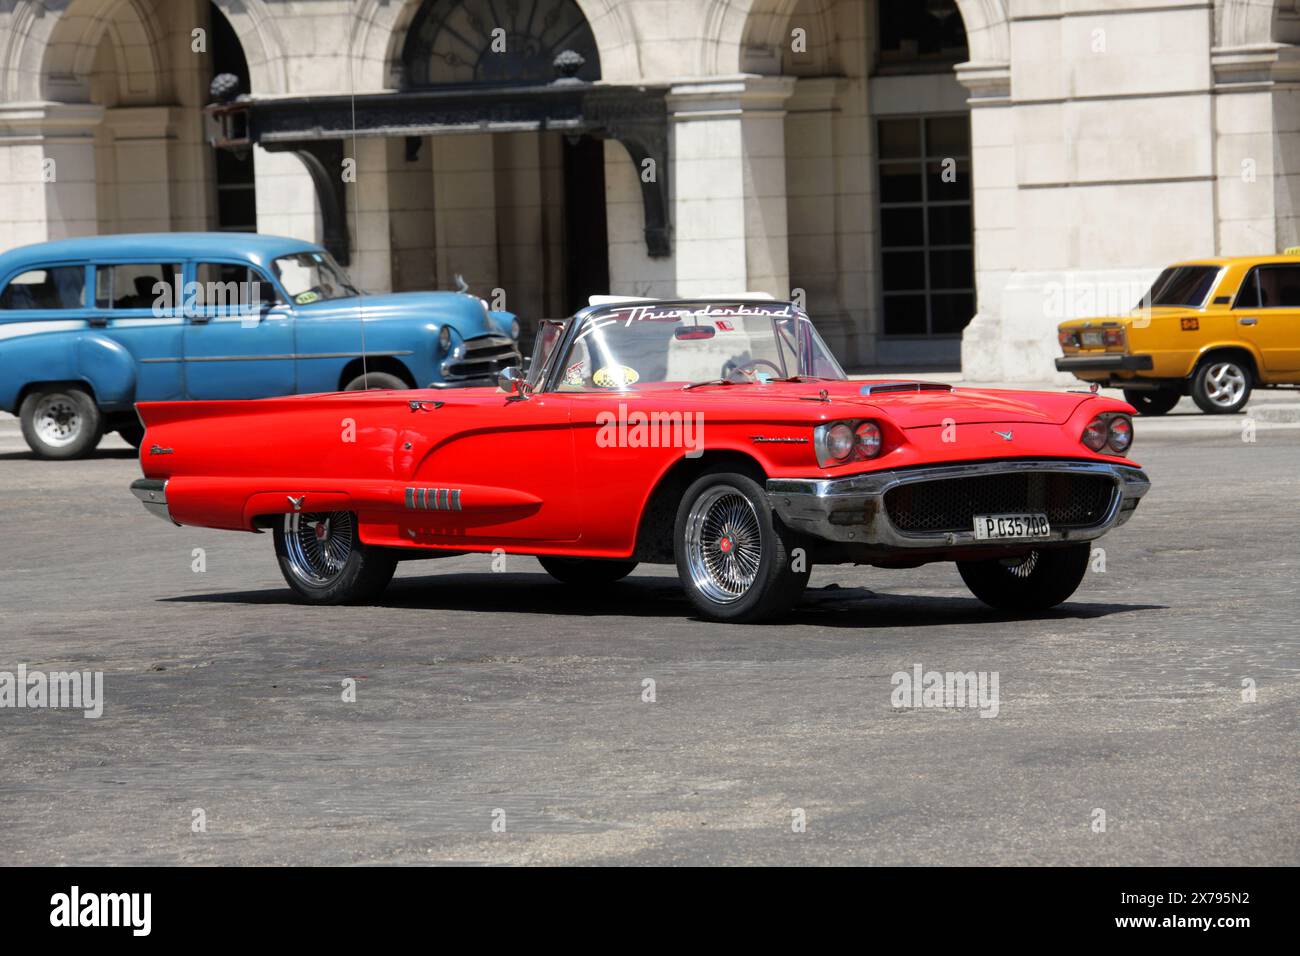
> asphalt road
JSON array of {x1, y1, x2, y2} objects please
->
[{"x1": 0, "y1": 417, "x2": 1296, "y2": 865}]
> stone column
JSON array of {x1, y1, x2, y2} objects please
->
[
  {"x1": 101, "y1": 107, "x2": 183, "y2": 234},
  {"x1": 667, "y1": 76, "x2": 797, "y2": 298},
  {"x1": 0, "y1": 103, "x2": 104, "y2": 254}
]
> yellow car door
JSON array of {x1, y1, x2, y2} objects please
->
[{"x1": 1232, "y1": 264, "x2": 1300, "y2": 375}]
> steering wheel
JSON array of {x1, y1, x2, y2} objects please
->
[{"x1": 724, "y1": 358, "x2": 783, "y2": 382}]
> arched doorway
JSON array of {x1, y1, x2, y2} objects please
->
[
  {"x1": 209, "y1": 2, "x2": 256, "y2": 233},
  {"x1": 394, "y1": 0, "x2": 610, "y2": 317}
]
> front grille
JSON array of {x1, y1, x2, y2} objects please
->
[
  {"x1": 444, "y1": 334, "x2": 520, "y2": 381},
  {"x1": 883, "y1": 472, "x2": 1116, "y2": 535}
]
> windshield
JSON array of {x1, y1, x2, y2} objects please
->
[
  {"x1": 272, "y1": 251, "x2": 360, "y2": 304},
  {"x1": 551, "y1": 302, "x2": 845, "y2": 391},
  {"x1": 1137, "y1": 265, "x2": 1220, "y2": 309}
]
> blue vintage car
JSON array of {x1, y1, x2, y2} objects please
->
[{"x1": 0, "y1": 233, "x2": 521, "y2": 458}]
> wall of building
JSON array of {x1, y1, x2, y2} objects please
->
[{"x1": 3, "y1": 0, "x2": 1300, "y2": 379}]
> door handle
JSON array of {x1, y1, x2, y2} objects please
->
[{"x1": 1238, "y1": 316, "x2": 1258, "y2": 326}]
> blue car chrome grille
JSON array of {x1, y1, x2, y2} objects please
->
[{"x1": 444, "y1": 335, "x2": 519, "y2": 381}]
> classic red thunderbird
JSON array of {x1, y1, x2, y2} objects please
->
[{"x1": 131, "y1": 298, "x2": 1151, "y2": 622}]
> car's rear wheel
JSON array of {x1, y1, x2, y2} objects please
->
[
  {"x1": 957, "y1": 544, "x2": 1091, "y2": 613},
  {"x1": 1123, "y1": 387, "x2": 1180, "y2": 416},
  {"x1": 674, "y1": 469, "x2": 810, "y2": 623},
  {"x1": 343, "y1": 371, "x2": 408, "y2": 391},
  {"x1": 19, "y1": 385, "x2": 103, "y2": 459},
  {"x1": 1190, "y1": 358, "x2": 1252, "y2": 414},
  {"x1": 537, "y1": 556, "x2": 638, "y2": 585},
  {"x1": 273, "y1": 511, "x2": 397, "y2": 604}
]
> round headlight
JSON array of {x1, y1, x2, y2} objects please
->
[
  {"x1": 1107, "y1": 415, "x2": 1133, "y2": 453},
  {"x1": 509, "y1": 318, "x2": 521, "y2": 340},
  {"x1": 826, "y1": 423, "x2": 856, "y2": 461},
  {"x1": 1081, "y1": 416, "x2": 1108, "y2": 451},
  {"x1": 855, "y1": 421, "x2": 882, "y2": 458},
  {"x1": 438, "y1": 325, "x2": 452, "y2": 352}
]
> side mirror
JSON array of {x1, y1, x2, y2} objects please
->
[{"x1": 497, "y1": 366, "x2": 532, "y2": 399}]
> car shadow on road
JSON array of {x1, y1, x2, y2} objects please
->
[
  {"x1": 0, "y1": 448, "x2": 137, "y2": 461},
  {"x1": 160, "y1": 573, "x2": 1166, "y2": 628}
]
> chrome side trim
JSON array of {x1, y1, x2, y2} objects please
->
[
  {"x1": 404, "y1": 486, "x2": 463, "y2": 511},
  {"x1": 130, "y1": 478, "x2": 178, "y2": 526},
  {"x1": 767, "y1": 459, "x2": 1150, "y2": 550}
]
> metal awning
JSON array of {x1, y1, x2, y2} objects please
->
[{"x1": 205, "y1": 81, "x2": 671, "y2": 265}]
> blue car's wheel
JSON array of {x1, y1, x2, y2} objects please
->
[{"x1": 19, "y1": 385, "x2": 103, "y2": 460}]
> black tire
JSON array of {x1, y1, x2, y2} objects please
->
[
  {"x1": 1123, "y1": 387, "x2": 1180, "y2": 416},
  {"x1": 343, "y1": 371, "x2": 408, "y2": 392},
  {"x1": 18, "y1": 385, "x2": 103, "y2": 460},
  {"x1": 537, "y1": 556, "x2": 638, "y2": 585},
  {"x1": 116, "y1": 423, "x2": 145, "y2": 449},
  {"x1": 1190, "y1": 357, "x2": 1252, "y2": 414},
  {"x1": 957, "y1": 544, "x2": 1091, "y2": 613},
  {"x1": 673, "y1": 468, "x2": 810, "y2": 623},
  {"x1": 273, "y1": 511, "x2": 397, "y2": 604}
]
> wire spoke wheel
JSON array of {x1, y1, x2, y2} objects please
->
[
  {"x1": 33, "y1": 394, "x2": 83, "y2": 447},
  {"x1": 685, "y1": 486, "x2": 763, "y2": 604},
  {"x1": 282, "y1": 511, "x2": 355, "y2": 586},
  {"x1": 998, "y1": 550, "x2": 1040, "y2": 579}
]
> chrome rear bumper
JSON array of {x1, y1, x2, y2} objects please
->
[
  {"x1": 767, "y1": 459, "x2": 1150, "y2": 550},
  {"x1": 130, "y1": 478, "x2": 177, "y2": 525}
]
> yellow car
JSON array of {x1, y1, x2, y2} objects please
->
[{"x1": 1056, "y1": 254, "x2": 1300, "y2": 414}]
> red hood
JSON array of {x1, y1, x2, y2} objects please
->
[{"x1": 638, "y1": 380, "x2": 1092, "y2": 427}]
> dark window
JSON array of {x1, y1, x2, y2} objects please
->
[
  {"x1": 1236, "y1": 265, "x2": 1300, "y2": 309},
  {"x1": 877, "y1": 115, "x2": 974, "y2": 337},
  {"x1": 210, "y1": 2, "x2": 256, "y2": 232},
  {"x1": 1141, "y1": 266, "x2": 1220, "y2": 308},
  {"x1": 194, "y1": 263, "x2": 279, "y2": 313},
  {"x1": 95, "y1": 263, "x2": 181, "y2": 310},
  {"x1": 401, "y1": 0, "x2": 601, "y2": 88},
  {"x1": 0, "y1": 266, "x2": 85, "y2": 310},
  {"x1": 878, "y1": 0, "x2": 968, "y2": 70}
]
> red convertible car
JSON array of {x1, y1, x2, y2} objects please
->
[{"x1": 130, "y1": 298, "x2": 1151, "y2": 622}]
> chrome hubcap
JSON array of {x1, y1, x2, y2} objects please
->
[
  {"x1": 33, "y1": 394, "x2": 82, "y2": 447},
  {"x1": 685, "y1": 486, "x2": 763, "y2": 604},
  {"x1": 1204, "y1": 362, "x2": 1246, "y2": 407},
  {"x1": 283, "y1": 511, "x2": 354, "y2": 586}
]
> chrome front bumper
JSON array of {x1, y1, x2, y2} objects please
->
[
  {"x1": 767, "y1": 459, "x2": 1150, "y2": 550},
  {"x1": 130, "y1": 478, "x2": 177, "y2": 525}
]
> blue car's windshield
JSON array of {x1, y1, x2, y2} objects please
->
[{"x1": 272, "y1": 252, "x2": 360, "y2": 305}]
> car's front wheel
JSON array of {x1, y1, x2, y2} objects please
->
[
  {"x1": 674, "y1": 469, "x2": 810, "y2": 623},
  {"x1": 18, "y1": 385, "x2": 103, "y2": 459},
  {"x1": 1123, "y1": 387, "x2": 1181, "y2": 416},
  {"x1": 957, "y1": 544, "x2": 1091, "y2": 613},
  {"x1": 273, "y1": 511, "x2": 397, "y2": 604},
  {"x1": 1190, "y1": 358, "x2": 1252, "y2": 414},
  {"x1": 538, "y1": 556, "x2": 638, "y2": 585},
  {"x1": 343, "y1": 371, "x2": 408, "y2": 391}
]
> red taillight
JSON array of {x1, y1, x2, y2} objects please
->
[
  {"x1": 1058, "y1": 330, "x2": 1077, "y2": 349},
  {"x1": 1103, "y1": 327, "x2": 1126, "y2": 347}
]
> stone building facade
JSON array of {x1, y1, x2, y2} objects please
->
[{"x1": 2, "y1": 0, "x2": 1299, "y2": 380}]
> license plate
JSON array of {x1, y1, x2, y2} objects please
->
[
  {"x1": 973, "y1": 514, "x2": 1051, "y2": 540},
  {"x1": 1080, "y1": 330, "x2": 1106, "y2": 347}
]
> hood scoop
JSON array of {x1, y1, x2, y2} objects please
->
[{"x1": 859, "y1": 381, "x2": 953, "y2": 396}]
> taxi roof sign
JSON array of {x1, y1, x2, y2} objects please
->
[{"x1": 1285, "y1": 246, "x2": 1300, "y2": 255}]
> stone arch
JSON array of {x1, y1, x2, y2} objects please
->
[
  {"x1": 210, "y1": 0, "x2": 289, "y2": 95},
  {"x1": 350, "y1": 0, "x2": 641, "y2": 91},
  {"x1": 706, "y1": 0, "x2": 1010, "y2": 76}
]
